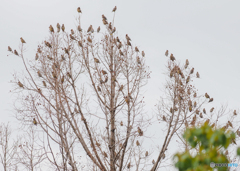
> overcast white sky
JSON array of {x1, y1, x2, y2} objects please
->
[{"x1": 1, "y1": 0, "x2": 240, "y2": 170}]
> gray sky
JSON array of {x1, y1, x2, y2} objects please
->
[{"x1": 1, "y1": 0, "x2": 240, "y2": 169}]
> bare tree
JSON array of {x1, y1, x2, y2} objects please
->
[
  {"x1": 0, "y1": 123, "x2": 18, "y2": 171},
  {"x1": 8, "y1": 6, "x2": 239, "y2": 171}
]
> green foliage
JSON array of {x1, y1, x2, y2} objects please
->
[{"x1": 174, "y1": 122, "x2": 235, "y2": 171}]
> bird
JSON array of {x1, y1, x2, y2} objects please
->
[
  {"x1": 185, "y1": 59, "x2": 189, "y2": 69},
  {"x1": 170, "y1": 54, "x2": 175, "y2": 61},
  {"x1": 61, "y1": 76, "x2": 64, "y2": 83},
  {"x1": 127, "y1": 40, "x2": 131, "y2": 46},
  {"x1": 37, "y1": 71, "x2": 42, "y2": 77},
  {"x1": 126, "y1": 34, "x2": 131, "y2": 41},
  {"x1": 178, "y1": 95, "x2": 183, "y2": 101},
  {"x1": 42, "y1": 81, "x2": 47, "y2": 87},
  {"x1": 209, "y1": 98, "x2": 213, "y2": 102},
  {"x1": 102, "y1": 14, "x2": 107, "y2": 20},
  {"x1": 33, "y1": 118, "x2": 37, "y2": 125},
  {"x1": 205, "y1": 93, "x2": 210, "y2": 98},
  {"x1": 127, "y1": 162, "x2": 130, "y2": 169},
  {"x1": 97, "y1": 86, "x2": 101, "y2": 92},
  {"x1": 120, "y1": 121, "x2": 123, "y2": 126},
  {"x1": 124, "y1": 96, "x2": 130, "y2": 104},
  {"x1": 210, "y1": 107, "x2": 214, "y2": 112},
  {"x1": 101, "y1": 70, "x2": 107, "y2": 75},
  {"x1": 200, "y1": 113, "x2": 203, "y2": 118},
  {"x1": 112, "y1": 27, "x2": 116, "y2": 33},
  {"x1": 142, "y1": 51, "x2": 145, "y2": 57},
  {"x1": 152, "y1": 160, "x2": 155, "y2": 164},
  {"x1": 102, "y1": 19, "x2": 108, "y2": 25},
  {"x1": 57, "y1": 23, "x2": 61, "y2": 32},
  {"x1": 61, "y1": 24, "x2": 65, "y2": 32},
  {"x1": 186, "y1": 76, "x2": 190, "y2": 84},
  {"x1": 108, "y1": 22, "x2": 112, "y2": 30},
  {"x1": 137, "y1": 56, "x2": 141, "y2": 65},
  {"x1": 162, "y1": 153, "x2": 165, "y2": 159},
  {"x1": 194, "y1": 101, "x2": 197, "y2": 107},
  {"x1": 112, "y1": 6, "x2": 117, "y2": 12},
  {"x1": 203, "y1": 108, "x2": 206, "y2": 114},
  {"x1": 44, "y1": 41, "x2": 52, "y2": 48},
  {"x1": 228, "y1": 121, "x2": 233, "y2": 128},
  {"x1": 8, "y1": 46, "x2": 12, "y2": 52},
  {"x1": 135, "y1": 47, "x2": 139, "y2": 52},
  {"x1": 233, "y1": 110, "x2": 237, "y2": 115},
  {"x1": 18, "y1": 81, "x2": 24, "y2": 88},
  {"x1": 87, "y1": 25, "x2": 92, "y2": 32},
  {"x1": 52, "y1": 72, "x2": 57, "y2": 79},
  {"x1": 119, "y1": 50, "x2": 123, "y2": 56},
  {"x1": 193, "y1": 93, "x2": 197, "y2": 98},
  {"x1": 49, "y1": 25, "x2": 54, "y2": 32},
  {"x1": 78, "y1": 41, "x2": 83, "y2": 47},
  {"x1": 64, "y1": 48, "x2": 69, "y2": 55},
  {"x1": 71, "y1": 29, "x2": 74, "y2": 35},
  {"x1": 97, "y1": 26, "x2": 100, "y2": 33},
  {"x1": 94, "y1": 58, "x2": 100, "y2": 63},
  {"x1": 87, "y1": 37, "x2": 92, "y2": 43},
  {"x1": 163, "y1": 115, "x2": 166, "y2": 121},
  {"x1": 188, "y1": 100, "x2": 192, "y2": 106},
  {"x1": 67, "y1": 72, "x2": 72, "y2": 79},
  {"x1": 104, "y1": 76, "x2": 108, "y2": 83},
  {"x1": 35, "y1": 53, "x2": 39, "y2": 60},
  {"x1": 196, "y1": 109, "x2": 199, "y2": 115},
  {"x1": 77, "y1": 25, "x2": 82, "y2": 32},
  {"x1": 14, "y1": 50, "x2": 19, "y2": 56},
  {"x1": 20, "y1": 37, "x2": 26, "y2": 43},
  {"x1": 103, "y1": 152, "x2": 108, "y2": 158},
  {"x1": 190, "y1": 68, "x2": 194, "y2": 74},
  {"x1": 165, "y1": 50, "x2": 168, "y2": 56},
  {"x1": 70, "y1": 34, "x2": 76, "y2": 40},
  {"x1": 118, "y1": 42, "x2": 122, "y2": 49},
  {"x1": 136, "y1": 140, "x2": 140, "y2": 146},
  {"x1": 116, "y1": 37, "x2": 120, "y2": 42},
  {"x1": 189, "y1": 106, "x2": 192, "y2": 112},
  {"x1": 119, "y1": 85, "x2": 123, "y2": 91},
  {"x1": 100, "y1": 79, "x2": 104, "y2": 84},
  {"x1": 77, "y1": 7, "x2": 82, "y2": 13},
  {"x1": 196, "y1": 72, "x2": 200, "y2": 78}
]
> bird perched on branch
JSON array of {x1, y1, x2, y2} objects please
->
[
  {"x1": 185, "y1": 59, "x2": 189, "y2": 69},
  {"x1": 8, "y1": 46, "x2": 12, "y2": 52},
  {"x1": 145, "y1": 151, "x2": 148, "y2": 157},
  {"x1": 20, "y1": 37, "x2": 26, "y2": 43},
  {"x1": 87, "y1": 36, "x2": 92, "y2": 43},
  {"x1": 126, "y1": 34, "x2": 131, "y2": 41},
  {"x1": 87, "y1": 25, "x2": 92, "y2": 32},
  {"x1": 203, "y1": 108, "x2": 206, "y2": 114},
  {"x1": 97, "y1": 26, "x2": 100, "y2": 33},
  {"x1": 127, "y1": 40, "x2": 131, "y2": 46},
  {"x1": 97, "y1": 86, "x2": 101, "y2": 92},
  {"x1": 205, "y1": 93, "x2": 210, "y2": 98},
  {"x1": 112, "y1": 6, "x2": 117, "y2": 12},
  {"x1": 165, "y1": 50, "x2": 168, "y2": 56},
  {"x1": 119, "y1": 85, "x2": 123, "y2": 91},
  {"x1": 210, "y1": 107, "x2": 214, "y2": 112},
  {"x1": 18, "y1": 81, "x2": 24, "y2": 88},
  {"x1": 94, "y1": 58, "x2": 100, "y2": 63},
  {"x1": 190, "y1": 68, "x2": 194, "y2": 74},
  {"x1": 170, "y1": 54, "x2": 175, "y2": 61},
  {"x1": 77, "y1": 25, "x2": 82, "y2": 32},
  {"x1": 70, "y1": 34, "x2": 76, "y2": 40},
  {"x1": 57, "y1": 23, "x2": 60, "y2": 32},
  {"x1": 137, "y1": 56, "x2": 141, "y2": 65},
  {"x1": 135, "y1": 46, "x2": 139, "y2": 52},
  {"x1": 37, "y1": 71, "x2": 42, "y2": 77},
  {"x1": 62, "y1": 24, "x2": 65, "y2": 32},
  {"x1": 142, "y1": 51, "x2": 145, "y2": 57},
  {"x1": 124, "y1": 96, "x2": 130, "y2": 104},
  {"x1": 234, "y1": 110, "x2": 237, "y2": 115},
  {"x1": 209, "y1": 98, "x2": 213, "y2": 102},
  {"x1": 14, "y1": 50, "x2": 19, "y2": 56},
  {"x1": 101, "y1": 70, "x2": 107, "y2": 75},
  {"x1": 136, "y1": 140, "x2": 140, "y2": 146},
  {"x1": 119, "y1": 50, "x2": 123, "y2": 56},
  {"x1": 196, "y1": 72, "x2": 200, "y2": 78},
  {"x1": 77, "y1": 7, "x2": 82, "y2": 13},
  {"x1": 44, "y1": 41, "x2": 52, "y2": 48},
  {"x1": 49, "y1": 25, "x2": 54, "y2": 32},
  {"x1": 42, "y1": 81, "x2": 47, "y2": 87},
  {"x1": 33, "y1": 118, "x2": 37, "y2": 125},
  {"x1": 78, "y1": 41, "x2": 83, "y2": 47},
  {"x1": 186, "y1": 76, "x2": 190, "y2": 84}
]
